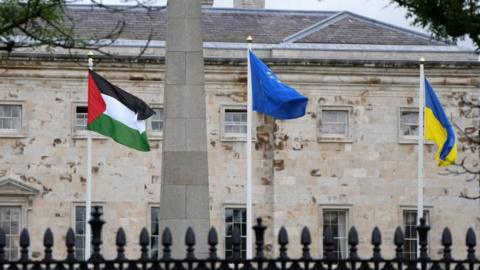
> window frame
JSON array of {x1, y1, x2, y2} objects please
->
[
  {"x1": 0, "y1": 101, "x2": 27, "y2": 138},
  {"x1": 0, "y1": 204, "x2": 24, "y2": 261},
  {"x1": 147, "y1": 105, "x2": 164, "y2": 140},
  {"x1": 223, "y1": 205, "x2": 248, "y2": 259},
  {"x1": 71, "y1": 202, "x2": 105, "y2": 260},
  {"x1": 149, "y1": 204, "x2": 161, "y2": 259},
  {"x1": 317, "y1": 106, "x2": 352, "y2": 143},
  {"x1": 398, "y1": 107, "x2": 420, "y2": 144},
  {"x1": 71, "y1": 102, "x2": 106, "y2": 140},
  {"x1": 400, "y1": 207, "x2": 431, "y2": 260},
  {"x1": 320, "y1": 207, "x2": 350, "y2": 259},
  {"x1": 220, "y1": 105, "x2": 252, "y2": 142}
]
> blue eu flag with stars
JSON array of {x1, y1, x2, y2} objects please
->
[{"x1": 249, "y1": 50, "x2": 308, "y2": 119}]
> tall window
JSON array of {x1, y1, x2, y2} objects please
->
[
  {"x1": 0, "y1": 104, "x2": 22, "y2": 131},
  {"x1": 151, "y1": 108, "x2": 163, "y2": 133},
  {"x1": 150, "y1": 206, "x2": 160, "y2": 258},
  {"x1": 75, "y1": 106, "x2": 88, "y2": 131},
  {"x1": 323, "y1": 209, "x2": 348, "y2": 259},
  {"x1": 225, "y1": 208, "x2": 246, "y2": 259},
  {"x1": 400, "y1": 109, "x2": 419, "y2": 138},
  {"x1": 75, "y1": 205, "x2": 103, "y2": 260},
  {"x1": 403, "y1": 210, "x2": 429, "y2": 260},
  {"x1": 0, "y1": 206, "x2": 21, "y2": 260}
]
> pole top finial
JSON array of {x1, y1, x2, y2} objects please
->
[
  {"x1": 246, "y1": 35, "x2": 253, "y2": 43},
  {"x1": 419, "y1": 57, "x2": 425, "y2": 63}
]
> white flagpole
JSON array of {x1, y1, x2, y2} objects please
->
[
  {"x1": 246, "y1": 35, "x2": 253, "y2": 259},
  {"x1": 417, "y1": 57, "x2": 425, "y2": 257},
  {"x1": 85, "y1": 52, "x2": 94, "y2": 261}
]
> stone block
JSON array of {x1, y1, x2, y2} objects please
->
[
  {"x1": 186, "y1": 18, "x2": 204, "y2": 51},
  {"x1": 162, "y1": 151, "x2": 209, "y2": 185},
  {"x1": 163, "y1": 118, "x2": 186, "y2": 151},
  {"x1": 186, "y1": 52, "x2": 205, "y2": 84},
  {"x1": 165, "y1": 52, "x2": 186, "y2": 84},
  {"x1": 186, "y1": 185, "x2": 209, "y2": 219},
  {"x1": 166, "y1": 18, "x2": 186, "y2": 52},
  {"x1": 159, "y1": 185, "x2": 186, "y2": 219},
  {"x1": 186, "y1": 119, "x2": 208, "y2": 151}
]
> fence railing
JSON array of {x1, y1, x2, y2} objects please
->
[{"x1": 0, "y1": 207, "x2": 478, "y2": 270}]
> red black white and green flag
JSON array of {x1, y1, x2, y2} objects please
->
[{"x1": 87, "y1": 70, "x2": 155, "y2": 151}]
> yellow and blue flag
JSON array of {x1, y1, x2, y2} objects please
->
[
  {"x1": 249, "y1": 50, "x2": 308, "y2": 119},
  {"x1": 424, "y1": 78, "x2": 457, "y2": 166}
]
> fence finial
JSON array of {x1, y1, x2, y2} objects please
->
[
  {"x1": 162, "y1": 227, "x2": 172, "y2": 259},
  {"x1": 371, "y1": 227, "x2": 382, "y2": 260},
  {"x1": 20, "y1": 228, "x2": 30, "y2": 262},
  {"x1": 116, "y1": 228, "x2": 126, "y2": 260},
  {"x1": 394, "y1": 226, "x2": 404, "y2": 261},
  {"x1": 301, "y1": 226, "x2": 311, "y2": 260},
  {"x1": 278, "y1": 226, "x2": 289, "y2": 260},
  {"x1": 208, "y1": 227, "x2": 219, "y2": 260},
  {"x1": 441, "y1": 228, "x2": 452, "y2": 261},
  {"x1": 89, "y1": 206, "x2": 105, "y2": 262},
  {"x1": 66, "y1": 228, "x2": 75, "y2": 261},
  {"x1": 253, "y1": 218, "x2": 266, "y2": 259},
  {"x1": 416, "y1": 218, "x2": 430, "y2": 260},
  {"x1": 43, "y1": 228, "x2": 54, "y2": 262},
  {"x1": 185, "y1": 227, "x2": 196, "y2": 260},
  {"x1": 466, "y1": 228, "x2": 476, "y2": 262},
  {"x1": 139, "y1": 228, "x2": 149, "y2": 260},
  {"x1": 348, "y1": 226, "x2": 359, "y2": 260}
]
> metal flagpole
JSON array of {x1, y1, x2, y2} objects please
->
[
  {"x1": 417, "y1": 57, "x2": 425, "y2": 257},
  {"x1": 246, "y1": 35, "x2": 253, "y2": 259},
  {"x1": 85, "y1": 52, "x2": 94, "y2": 260}
]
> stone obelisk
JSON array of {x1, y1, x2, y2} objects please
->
[{"x1": 160, "y1": 0, "x2": 210, "y2": 257}]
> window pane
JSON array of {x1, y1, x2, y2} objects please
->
[
  {"x1": 0, "y1": 206, "x2": 21, "y2": 261},
  {"x1": 224, "y1": 109, "x2": 247, "y2": 135},
  {"x1": 323, "y1": 209, "x2": 348, "y2": 259},
  {"x1": 225, "y1": 208, "x2": 246, "y2": 259},
  {"x1": 321, "y1": 110, "x2": 348, "y2": 136}
]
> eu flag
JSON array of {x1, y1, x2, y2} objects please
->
[{"x1": 249, "y1": 50, "x2": 308, "y2": 119}]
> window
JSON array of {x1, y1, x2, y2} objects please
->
[
  {"x1": 323, "y1": 209, "x2": 348, "y2": 259},
  {"x1": 150, "y1": 108, "x2": 164, "y2": 133},
  {"x1": 0, "y1": 105, "x2": 22, "y2": 131},
  {"x1": 403, "y1": 210, "x2": 429, "y2": 260},
  {"x1": 220, "y1": 105, "x2": 249, "y2": 141},
  {"x1": 318, "y1": 107, "x2": 351, "y2": 142},
  {"x1": 224, "y1": 208, "x2": 246, "y2": 259},
  {"x1": 75, "y1": 205, "x2": 103, "y2": 260},
  {"x1": 150, "y1": 206, "x2": 160, "y2": 258},
  {"x1": 75, "y1": 106, "x2": 88, "y2": 131},
  {"x1": 400, "y1": 108, "x2": 419, "y2": 139},
  {"x1": 0, "y1": 103, "x2": 26, "y2": 137},
  {"x1": 0, "y1": 206, "x2": 21, "y2": 260}
]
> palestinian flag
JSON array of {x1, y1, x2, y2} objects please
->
[{"x1": 87, "y1": 70, "x2": 155, "y2": 151}]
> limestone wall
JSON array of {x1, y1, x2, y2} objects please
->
[{"x1": 0, "y1": 55, "x2": 478, "y2": 260}]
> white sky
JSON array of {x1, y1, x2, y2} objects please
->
[{"x1": 89, "y1": 0, "x2": 474, "y2": 49}]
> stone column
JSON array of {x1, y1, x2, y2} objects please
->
[{"x1": 160, "y1": 0, "x2": 210, "y2": 258}]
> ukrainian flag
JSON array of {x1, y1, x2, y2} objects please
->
[{"x1": 424, "y1": 78, "x2": 457, "y2": 166}]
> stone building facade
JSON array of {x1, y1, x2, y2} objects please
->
[{"x1": 0, "y1": 4, "x2": 478, "y2": 262}]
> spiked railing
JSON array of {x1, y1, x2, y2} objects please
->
[{"x1": 0, "y1": 207, "x2": 478, "y2": 270}]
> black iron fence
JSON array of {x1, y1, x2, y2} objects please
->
[{"x1": 0, "y1": 207, "x2": 478, "y2": 270}]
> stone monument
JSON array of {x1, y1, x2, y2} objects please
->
[{"x1": 160, "y1": 0, "x2": 210, "y2": 257}]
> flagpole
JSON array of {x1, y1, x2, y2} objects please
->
[
  {"x1": 417, "y1": 57, "x2": 425, "y2": 257},
  {"x1": 85, "y1": 52, "x2": 94, "y2": 261},
  {"x1": 246, "y1": 35, "x2": 253, "y2": 259}
]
